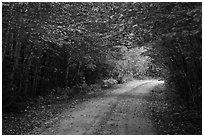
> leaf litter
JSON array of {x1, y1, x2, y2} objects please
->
[{"x1": 2, "y1": 90, "x2": 103, "y2": 135}]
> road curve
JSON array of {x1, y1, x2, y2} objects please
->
[{"x1": 31, "y1": 80, "x2": 163, "y2": 135}]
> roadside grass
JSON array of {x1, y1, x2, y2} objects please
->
[{"x1": 149, "y1": 83, "x2": 202, "y2": 135}]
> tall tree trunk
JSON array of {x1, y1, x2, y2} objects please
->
[
  {"x1": 32, "y1": 49, "x2": 42, "y2": 96},
  {"x1": 10, "y1": 40, "x2": 21, "y2": 86},
  {"x1": 32, "y1": 66, "x2": 40, "y2": 97},
  {"x1": 66, "y1": 57, "x2": 71, "y2": 87},
  {"x1": 71, "y1": 62, "x2": 81, "y2": 86},
  {"x1": 24, "y1": 64, "x2": 30, "y2": 96},
  {"x1": 177, "y1": 43, "x2": 194, "y2": 103},
  {"x1": 2, "y1": 29, "x2": 10, "y2": 62}
]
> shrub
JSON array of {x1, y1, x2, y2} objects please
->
[
  {"x1": 89, "y1": 84, "x2": 101, "y2": 92},
  {"x1": 102, "y1": 78, "x2": 118, "y2": 88}
]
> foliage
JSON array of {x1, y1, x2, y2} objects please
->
[
  {"x1": 102, "y1": 78, "x2": 118, "y2": 88},
  {"x1": 2, "y1": 2, "x2": 201, "y2": 113},
  {"x1": 143, "y1": 3, "x2": 202, "y2": 106},
  {"x1": 150, "y1": 84, "x2": 201, "y2": 135}
]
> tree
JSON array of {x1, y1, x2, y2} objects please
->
[
  {"x1": 141, "y1": 3, "x2": 202, "y2": 105},
  {"x1": 3, "y1": 2, "x2": 201, "y2": 112}
]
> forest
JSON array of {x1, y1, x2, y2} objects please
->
[{"x1": 2, "y1": 2, "x2": 202, "y2": 135}]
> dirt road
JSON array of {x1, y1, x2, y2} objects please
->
[{"x1": 31, "y1": 80, "x2": 164, "y2": 135}]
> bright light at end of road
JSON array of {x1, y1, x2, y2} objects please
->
[{"x1": 157, "y1": 80, "x2": 165, "y2": 84}]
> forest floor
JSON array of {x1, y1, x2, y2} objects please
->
[{"x1": 3, "y1": 79, "x2": 201, "y2": 135}]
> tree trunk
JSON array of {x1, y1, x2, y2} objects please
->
[
  {"x1": 32, "y1": 66, "x2": 40, "y2": 97},
  {"x1": 177, "y1": 43, "x2": 195, "y2": 103},
  {"x1": 71, "y1": 62, "x2": 81, "y2": 87},
  {"x1": 10, "y1": 40, "x2": 21, "y2": 86},
  {"x1": 2, "y1": 29, "x2": 10, "y2": 62},
  {"x1": 66, "y1": 57, "x2": 71, "y2": 87}
]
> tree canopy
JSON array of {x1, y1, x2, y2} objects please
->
[{"x1": 2, "y1": 2, "x2": 202, "y2": 110}]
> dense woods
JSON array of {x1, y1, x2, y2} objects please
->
[{"x1": 2, "y1": 2, "x2": 201, "y2": 131}]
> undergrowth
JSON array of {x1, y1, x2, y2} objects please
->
[
  {"x1": 149, "y1": 83, "x2": 202, "y2": 135},
  {"x1": 2, "y1": 86, "x2": 104, "y2": 135}
]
